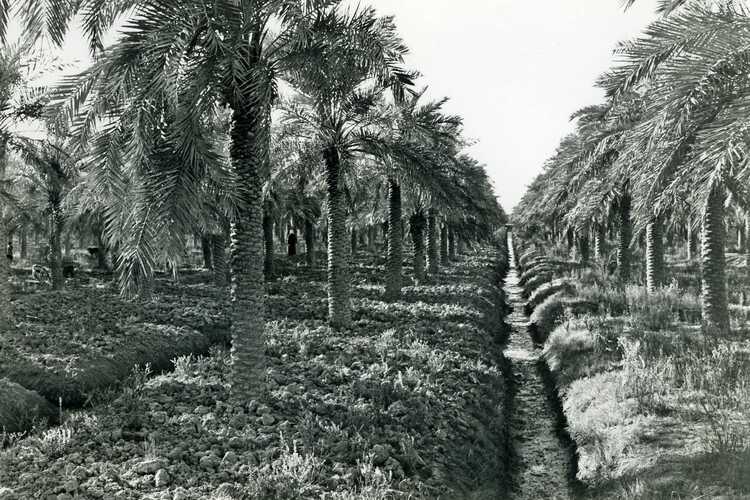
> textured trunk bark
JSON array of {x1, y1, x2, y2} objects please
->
[
  {"x1": 201, "y1": 235, "x2": 213, "y2": 270},
  {"x1": 385, "y1": 179, "x2": 402, "y2": 301},
  {"x1": 305, "y1": 219, "x2": 315, "y2": 267},
  {"x1": 594, "y1": 223, "x2": 605, "y2": 261},
  {"x1": 410, "y1": 211, "x2": 426, "y2": 283},
  {"x1": 49, "y1": 194, "x2": 64, "y2": 290},
  {"x1": 228, "y1": 99, "x2": 268, "y2": 400},
  {"x1": 578, "y1": 232, "x2": 590, "y2": 266},
  {"x1": 646, "y1": 216, "x2": 665, "y2": 293},
  {"x1": 743, "y1": 216, "x2": 750, "y2": 305},
  {"x1": 701, "y1": 185, "x2": 729, "y2": 333},
  {"x1": 686, "y1": 222, "x2": 694, "y2": 261},
  {"x1": 212, "y1": 233, "x2": 227, "y2": 286},
  {"x1": 0, "y1": 222, "x2": 11, "y2": 327},
  {"x1": 618, "y1": 191, "x2": 632, "y2": 282},
  {"x1": 367, "y1": 225, "x2": 375, "y2": 251},
  {"x1": 448, "y1": 228, "x2": 456, "y2": 261},
  {"x1": 263, "y1": 211, "x2": 274, "y2": 279},
  {"x1": 20, "y1": 227, "x2": 27, "y2": 260},
  {"x1": 440, "y1": 223, "x2": 449, "y2": 265},
  {"x1": 427, "y1": 208, "x2": 438, "y2": 274},
  {"x1": 324, "y1": 146, "x2": 351, "y2": 327}
]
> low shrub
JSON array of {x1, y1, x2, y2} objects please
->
[
  {"x1": 522, "y1": 271, "x2": 554, "y2": 299},
  {"x1": 525, "y1": 278, "x2": 575, "y2": 315},
  {"x1": 0, "y1": 379, "x2": 56, "y2": 433},
  {"x1": 528, "y1": 293, "x2": 598, "y2": 344}
]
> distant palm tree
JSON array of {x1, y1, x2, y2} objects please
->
[{"x1": 282, "y1": 6, "x2": 414, "y2": 326}]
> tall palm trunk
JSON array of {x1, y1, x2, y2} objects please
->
[
  {"x1": 440, "y1": 223, "x2": 449, "y2": 265},
  {"x1": 304, "y1": 219, "x2": 315, "y2": 267},
  {"x1": 385, "y1": 179, "x2": 402, "y2": 300},
  {"x1": 617, "y1": 190, "x2": 633, "y2": 282},
  {"x1": 743, "y1": 215, "x2": 750, "y2": 305},
  {"x1": 410, "y1": 211, "x2": 426, "y2": 283},
  {"x1": 427, "y1": 208, "x2": 438, "y2": 274},
  {"x1": 20, "y1": 227, "x2": 27, "y2": 260},
  {"x1": 594, "y1": 223, "x2": 605, "y2": 261},
  {"x1": 448, "y1": 228, "x2": 456, "y2": 261},
  {"x1": 228, "y1": 99, "x2": 268, "y2": 399},
  {"x1": 324, "y1": 146, "x2": 351, "y2": 327},
  {"x1": 49, "y1": 190, "x2": 64, "y2": 290},
  {"x1": 646, "y1": 216, "x2": 665, "y2": 293},
  {"x1": 686, "y1": 222, "x2": 694, "y2": 260},
  {"x1": 212, "y1": 233, "x2": 227, "y2": 286},
  {"x1": 367, "y1": 225, "x2": 376, "y2": 251},
  {"x1": 701, "y1": 185, "x2": 729, "y2": 333},
  {"x1": 578, "y1": 232, "x2": 590, "y2": 266},
  {"x1": 263, "y1": 209, "x2": 274, "y2": 279},
  {"x1": 0, "y1": 223, "x2": 11, "y2": 328},
  {"x1": 201, "y1": 235, "x2": 213, "y2": 270}
]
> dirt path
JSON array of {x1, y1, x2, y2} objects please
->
[{"x1": 504, "y1": 234, "x2": 575, "y2": 499}]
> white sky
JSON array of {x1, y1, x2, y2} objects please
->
[
  {"x1": 9, "y1": 1, "x2": 657, "y2": 211},
  {"x1": 368, "y1": 1, "x2": 656, "y2": 210}
]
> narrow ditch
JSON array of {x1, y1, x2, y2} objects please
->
[{"x1": 502, "y1": 234, "x2": 582, "y2": 499}]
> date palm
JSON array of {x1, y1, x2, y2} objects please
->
[
  {"x1": 48, "y1": 0, "x2": 340, "y2": 399},
  {"x1": 281, "y1": 6, "x2": 414, "y2": 326},
  {"x1": 601, "y1": 1, "x2": 750, "y2": 332}
]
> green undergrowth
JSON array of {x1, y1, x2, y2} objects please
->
[
  {"x1": 515, "y1": 241, "x2": 750, "y2": 498},
  {"x1": 541, "y1": 309, "x2": 750, "y2": 498},
  {"x1": 0, "y1": 241, "x2": 513, "y2": 499}
]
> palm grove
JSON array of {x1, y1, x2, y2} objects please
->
[
  {"x1": 0, "y1": 2, "x2": 505, "y2": 399},
  {"x1": 515, "y1": 0, "x2": 750, "y2": 335}
]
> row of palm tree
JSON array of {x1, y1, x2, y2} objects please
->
[
  {"x1": 0, "y1": 1, "x2": 504, "y2": 399},
  {"x1": 515, "y1": 0, "x2": 750, "y2": 334}
]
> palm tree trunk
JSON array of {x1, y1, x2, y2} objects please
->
[
  {"x1": 448, "y1": 228, "x2": 456, "y2": 260},
  {"x1": 0, "y1": 222, "x2": 12, "y2": 328},
  {"x1": 228, "y1": 101, "x2": 267, "y2": 399},
  {"x1": 646, "y1": 216, "x2": 664, "y2": 293},
  {"x1": 686, "y1": 222, "x2": 694, "y2": 260},
  {"x1": 212, "y1": 233, "x2": 227, "y2": 286},
  {"x1": 263, "y1": 210, "x2": 274, "y2": 279},
  {"x1": 385, "y1": 179, "x2": 402, "y2": 301},
  {"x1": 618, "y1": 191, "x2": 633, "y2": 282},
  {"x1": 49, "y1": 194, "x2": 64, "y2": 290},
  {"x1": 594, "y1": 223, "x2": 605, "y2": 261},
  {"x1": 350, "y1": 228, "x2": 357, "y2": 255},
  {"x1": 578, "y1": 232, "x2": 590, "y2": 265},
  {"x1": 743, "y1": 215, "x2": 750, "y2": 305},
  {"x1": 201, "y1": 235, "x2": 213, "y2": 270},
  {"x1": 701, "y1": 185, "x2": 729, "y2": 333},
  {"x1": 367, "y1": 225, "x2": 375, "y2": 251},
  {"x1": 305, "y1": 219, "x2": 315, "y2": 267},
  {"x1": 427, "y1": 208, "x2": 438, "y2": 274},
  {"x1": 410, "y1": 211, "x2": 426, "y2": 284},
  {"x1": 440, "y1": 223, "x2": 449, "y2": 265},
  {"x1": 20, "y1": 227, "x2": 27, "y2": 260},
  {"x1": 324, "y1": 145, "x2": 351, "y2": 327}
]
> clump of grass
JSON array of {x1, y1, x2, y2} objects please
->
[
  {"x1": 246, "y1": 440, "x2": 325, "y2": 499},
  {"x1": 625, "y1": 284, "x2": 701, "y2": 331}
]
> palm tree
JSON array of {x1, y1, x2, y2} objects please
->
[
  {"x1": 14, "y1": 136, "x2": 79, "y2": 289},
  {"x1": 282, "y1": 6, "x2": 414, "y2": 326},
  {"x1": 49, "y1": 0, "x2": 342, "y2": 398},
  {"x1": 600, "y1": 2, "x2": 750, "y2": 332}
]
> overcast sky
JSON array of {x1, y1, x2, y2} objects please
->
[
  {"x1": 368, "y1": 1, "x2": 656, "y2": 210},
  {"x1": 11, "y1": 1, "x2": 657, "y2": 210}
]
